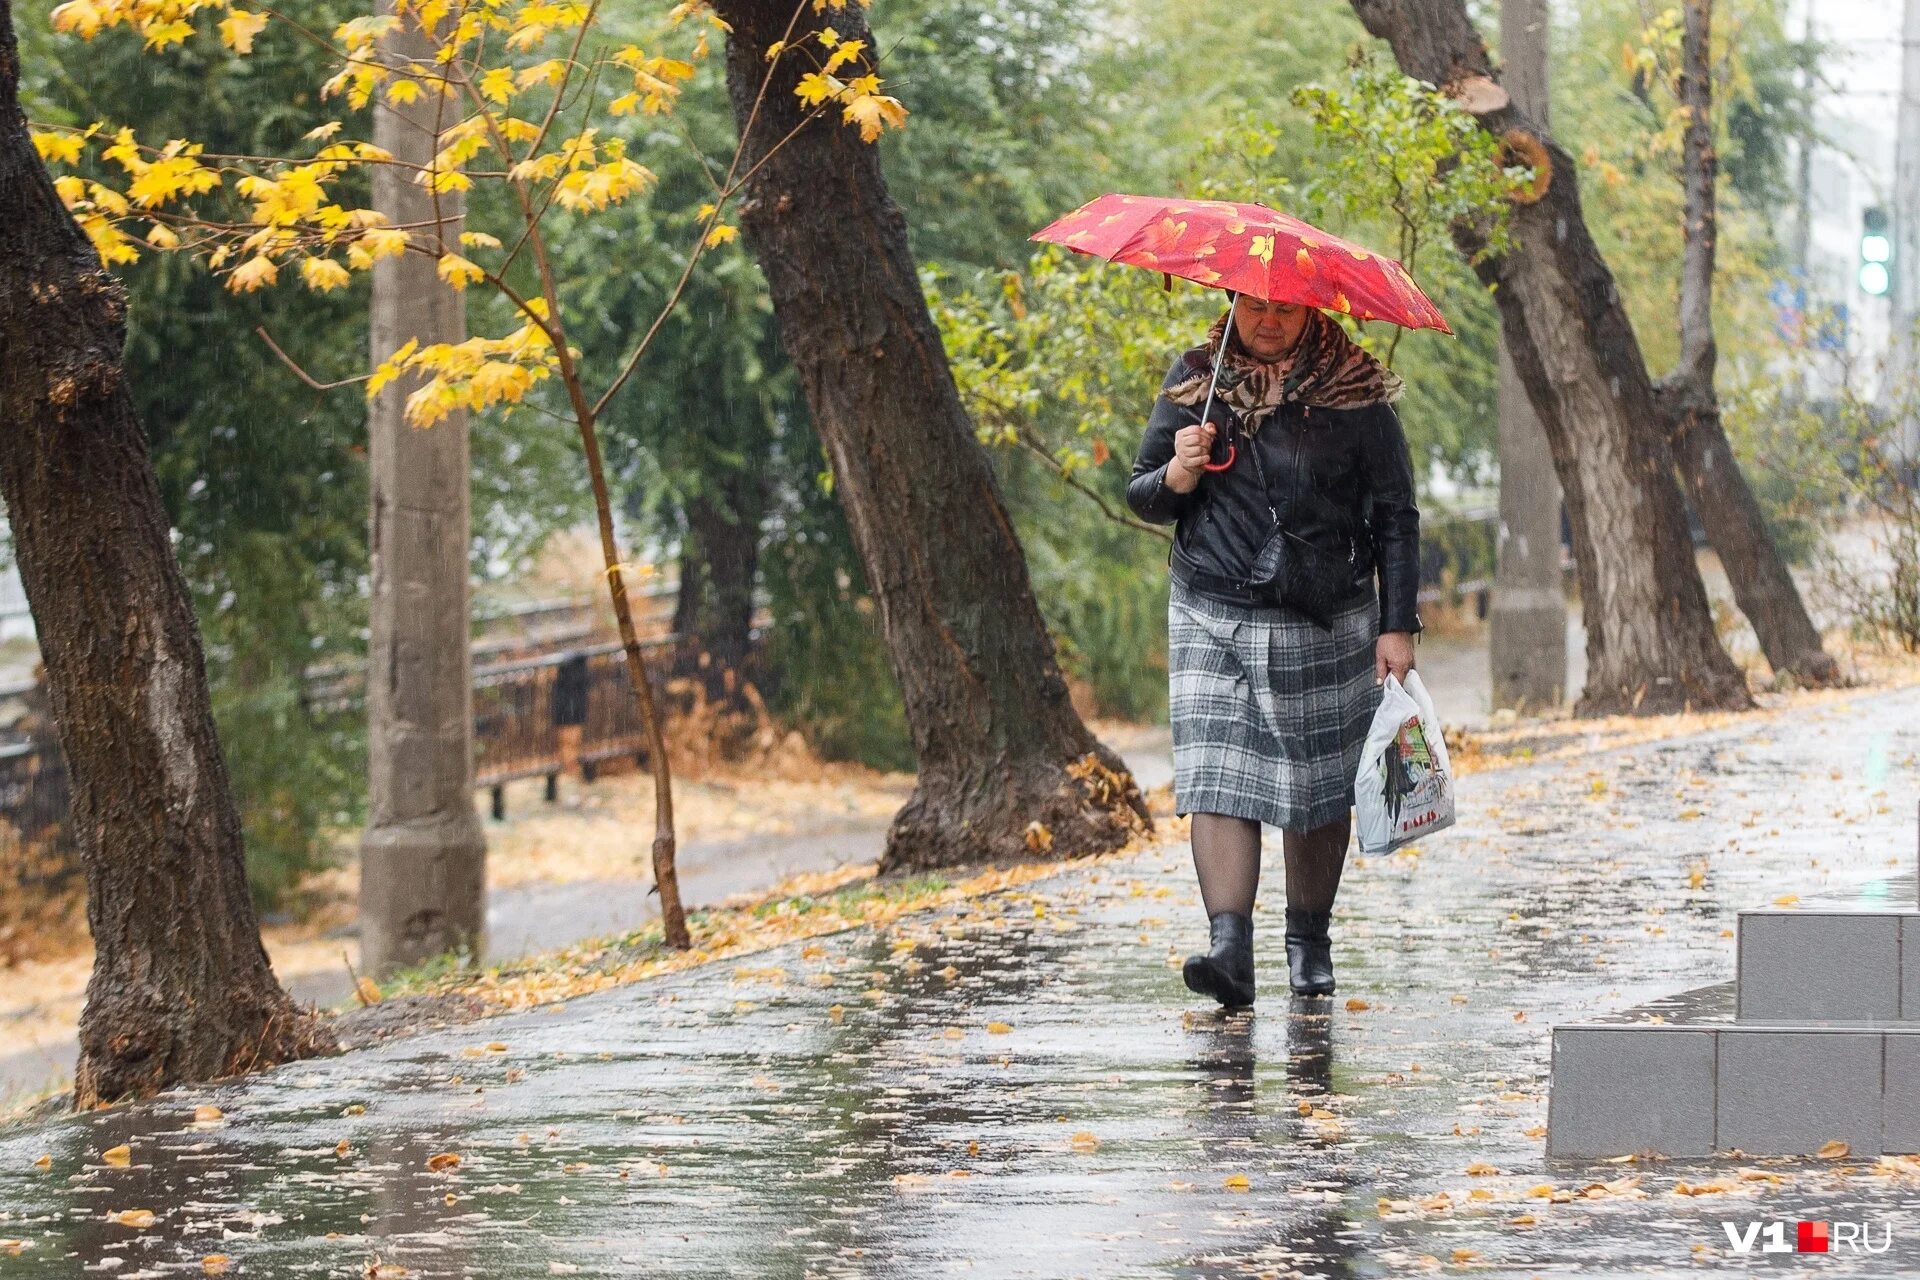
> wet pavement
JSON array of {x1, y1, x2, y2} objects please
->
[
  {"x1": 5, "y1": 686, "x2": 1920, "y2": 1276},
  {"x1": 0, "y1": 726, "x2": 1176, "y2": 1104}
]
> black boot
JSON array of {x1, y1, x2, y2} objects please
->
[
  {"x1": 1285, "y1": 907, "x2": 1335, "y2": 996},
  {"x1": 1183, "y1": 911, "x2": 1256, "y2": 1008}
]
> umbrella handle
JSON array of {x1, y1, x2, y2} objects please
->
[{"x1": 1201, "y1": 441, "x2": 1236, "y2": 472}]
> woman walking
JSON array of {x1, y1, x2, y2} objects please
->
[{"x1": 1127, "y1": 293, "x2": 1422, "y2": 1005}]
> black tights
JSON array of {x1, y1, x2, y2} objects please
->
[{"x1": 1189, "y1": 811, "x2": 1351, "y2": 918}]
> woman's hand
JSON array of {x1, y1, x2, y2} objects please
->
[
  {"x1": 1375, "y1": 631, "x2": 1415, "y2": 685},
  {"x1": 1163, "y1": 421, "x2": 1217, "y2": 493}
]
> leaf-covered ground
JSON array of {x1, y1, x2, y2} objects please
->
[{"x1": 5, "y1": 683, "x2": 1920, "y2": 1275}]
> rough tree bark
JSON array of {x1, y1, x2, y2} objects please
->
[
  {"x1": 714, "y1": 0, "x2": 1150, "y2": 870},
  {"x1": 0, "y1": 0, "x2": 334, "y2": 1105},
  {"x1": 671, "y1": 475, "x2": 766, "y2": 705},
  {"x1": 1655, "y1": 0, "x2": 1837, "y2": 687},
  {"x1": 1350, "y1": 0, "x2": 1752, "y2": 714}
]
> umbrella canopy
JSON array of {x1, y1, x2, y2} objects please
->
[{"x1": 1030, "y1": 193, "x2": 1451, "y2": 335}]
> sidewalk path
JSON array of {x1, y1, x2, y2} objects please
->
[
  {"x1": 4, "y1": 688, "x2": 1920, "y2": 1276},
  {"x1": 0, "y1": 725, "x2": 1176, "y2": 1104}
]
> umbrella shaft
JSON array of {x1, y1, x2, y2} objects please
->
[{"x1": 1199, "y1": 293, "x2": 1235, "y2": 446}]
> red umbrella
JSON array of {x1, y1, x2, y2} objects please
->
[
  {"x1": 1031, "y1": 193, "x2": 1451, "y2": 470},
  {"x1": 1031, "y1": 192, "x2": 1451, "y2": 331}
]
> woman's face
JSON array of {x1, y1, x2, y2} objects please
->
[{"x1": 1231, "y1": 295, "x2": 1311, "y2": 361}]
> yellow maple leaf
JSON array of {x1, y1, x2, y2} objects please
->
[
  {"x1": 143, "y1": 19, "x2": 193, "y2": 50},
  {"x1": 824, "y1": 38, "x2": 866, "y2": 73},
  {"x1": 479, "y1": 66, "x2": 517, "y2": 104},
  {"x1": 841, "y1": 91, "x2": 905, "y2": 142},
  {"x1": 518, "y1": 59, "x2": 569, "y2": 89},
  {"x1": 218, "y1": 9, "x2": 268, "y2": 53},
  {"x1": 704, "y1": 223, "x2": 739, "y2": 248},
  {"x1": 794, "y1": 71, "x2": 843, "y2": 107},
  {"x1": 424, "y1": 168, "x2": 472, "y2": 195},
  {"x1": 228, "y1": 255, "x2": 279, "y2": 292},
  {"x1": 360, "y1": 227, "x2": 411, "y2": 260},
  {"x1": 32, "y1": 130, "x2": 85, "y2": 165},
  {"x1": 300, "y1": 257, "x2": 351, "y2": 291},
  {"x1": 49, "y1": 0, "x2": 104, "y2": 37}
]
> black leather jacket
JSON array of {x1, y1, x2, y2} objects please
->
[{"x1": 1127, "y1": 349, "x2": 1423, "y2": 634}]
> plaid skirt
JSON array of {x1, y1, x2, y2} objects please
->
[{"x1": 1167, "y1": 573, "x2": 1382, "y2": 831}]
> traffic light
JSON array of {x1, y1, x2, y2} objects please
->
[{"x1": 1861, "y1": 206, "x2": 1892, "y2": 297}]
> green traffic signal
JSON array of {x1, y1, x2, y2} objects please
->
[{"x1": 1861, "y1": 206, "x2": 1892, "y2": 296}]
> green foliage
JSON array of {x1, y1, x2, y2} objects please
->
[
  {"x1": 755, "y1": 456, "x2": 917, "y2": 772},
  {"x1": 19, "y1": 0, "x2": 1829, "y2": 792},
  {"x1": 873, "y1": 0, "x2": 1101, "y2": 270},
  {"x1": 22, "y1": 10, "x2": 367, "y2": 906},
  {"x1": 1284, "y1": 54, "x2": 1531, "y2": 271},
  {"x1": 1556, "y1": 0, "x2": 1806, "y2": 380},
  {"x1": 1723, "y1": 359, "x2": 1915, "y2": 643},
  {"x1": 21, "y1": 4, "x2": 586, "y2": 906},
  {"x1": 927, "y1": 252, "x2": 1200, "y2": 718}
]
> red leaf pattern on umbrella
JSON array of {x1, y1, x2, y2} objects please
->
[{"x1": 1030, "y1": 193, "x2": 1451, "y2": 336}]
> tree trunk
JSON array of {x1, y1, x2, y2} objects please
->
[
  {"x1": 358, "y1": 0, "x2": 488, "y2": 976},
  {"x1": 714, "y1": 0, "x2": 1151, "y2": 870},
  {"x1": 1350, "y1": 0, "x2": 1752, "y2": 715},
  {"x1": 1656, "y1": 0, "x2": 1837, "y2": 688},
  {"x1": 0, "y1": 0, "x2": 334, "y2": 1106},
  {"x1": 671, "y1": 475, "x2": 765, "y2": 705}
]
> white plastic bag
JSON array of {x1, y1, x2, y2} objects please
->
[{"x1": 1354, "y1": 669, "x2": 1455, "y2": 854}]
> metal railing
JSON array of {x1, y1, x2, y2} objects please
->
[
  {"x1": 0, "y1": 738, "x2": 78, "y2": 910},
  {"x1": 472, "y1": 640, "x2": 672, "y2": 817}
]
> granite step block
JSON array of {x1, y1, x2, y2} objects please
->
[
  {"x1": 1734, "y1": 909, "x2": 1917, "y2": 1023},
  {"x1": 1547, "y1": 1019, "x2": 1920, "y2": 1160},
  {"x1": 1546, "y1": 1026, "x2": 1717, "y2": 1159}
]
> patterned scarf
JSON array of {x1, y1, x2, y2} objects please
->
[{"x1": 1163, "y1": 306, "x2": 1404, "y2": 433}]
